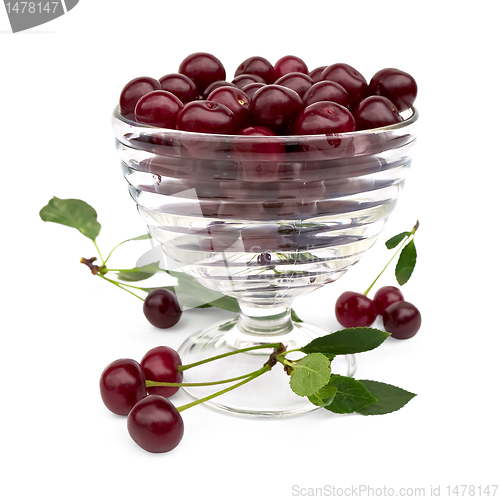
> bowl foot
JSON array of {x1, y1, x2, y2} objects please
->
[{"x1": 177, "y1": 317, "x2": 356, "y2": 417}]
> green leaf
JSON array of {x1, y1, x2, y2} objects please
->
[
  {"x1": 289, "y1": 353, "x2": 331, "y2": 397},
  {"x1": 356, "y1": 380, "x2": 416, "y2": 415},
  {"x1": 323, "y1": 375, "x2": 378, "y2": 414},
  {"x1": 385, "y1": 231, "x2": 411, "y2": 249},
  {"x1": 395, "y1": 239, "x2": 417, "y2": 285},
  {"x1": 39, "y1": 197, "x2": 101, "y2": 241},
  {"x1": 130, "y1": 285, "x2": 210, "y2": 309},
  {"x1": 127, "y1": 234, "x2": 152, "y2": 241},
  {"x1": 206, "y1": 295, "x2": 240, "y2": 312},
  {"x1": 291, "y1": 308, "x2": 303, "y2": 323},
  {"x1": 127, "y1": 269, "x2": 239, "y2": 311},
  {"x1": 132, "y1": 285, "x2": 173, "y2": 294},
  {"x1": 192, "y1": 302, "x2": 213, "y2": 309},
  {"x1": 167, "y1": 271, "x2": 240, "y2": 312},
  {"x1": 308, "y1": 385, "x2": 338, "y2": 407},
  {"x1": 301, "y1": 327, "x2": 390, "y2": 356},
  {"x1": 115, "y1": 262, "x2": 163, "y2": 282}
]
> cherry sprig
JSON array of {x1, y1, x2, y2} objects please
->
[
  {"x1": 101, "y1": 329, "x2": 416, "y2": 453},
  {"x1": 335, "y1": 221, "x2": 421, "y2": 336},
  {"x1": 39, "y1": 197, "x2": 309, "y2": 326},
  {"x1": 365, "y1": 220, "x2": 419, "y2": 295},
  {"x1": 39, "y1": 197, "x2": 247, "y2": 316}
]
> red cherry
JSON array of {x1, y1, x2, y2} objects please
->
[
  {"x1": 309, "y1": 66, "x2": 327, "y2": 83},
  {"x1": 134, "y1": 90, "x2": 183, "y2": 128},
  {"x1": 373, "y1": 286, "x2": 404, "y2": 315},
  {"x1": 369, "y1": 68, "x2": 417, "y2": 112},
  {"x1": 143, "y1": 289, "x2": 182, "y2": 328},
  {"x1": 335, "y1": 291, "x2": 377, "y2": 328},
  {"x1": 274, "y1": 55, "x2": 308, "y2": 79},
  {"x1": 207, "y1": 86, "x2": 250, "y2": 129},
  {"x1": 141, "y1": 346, "x2": 183, "y2": 398},
  {"x1": 383, "y1": 301, "x2": 421, "y2": 339},
  {"x1": 249, "y1": 84, "x2": 304, "y2": 134},
  {"x1": 159, "y1": 73, "x2": 198, "y2": 104},
  {"x1": 99, "y1": 359, "x2": 147, "y2": 416},
  {"x1": 119, "y1": 76, "x2": 161, "y2": 117},
  {"x1": 233, "y1": 126, "x2": 283, "y2": 181},
  {"x1": 176, "y1": 100, "x2": 237, "y2": 134},
  {"x1": 232, "y1": 73, "x2": 266, "y2": 89},
  {"x1": 354, "y1": 96, "x2": 403, "y2": 130},
  {"x1": 202, "y1": 80, "x2": 236, "y2": 99},
  {"x1": 234, "y1": 56, "x2": 276, "y2": 84},
  {"x1": 292, "y1": 101, "x2": 356, "y2": 135},
  {"x1": 274, "y1": 72, "x2": 314, "y2": 98},
  {"x1": 127, "y1": 395, "x2": 184, "y2": 453},
  {"x1": 322, "y1": 63, "x2": 368, "y2": 108},
  {"x1": 178, "y1": 52, "x2": 226, "y2": 93},
  {"x1": 242, "y1": 82, "x2": 266, "y2": 99},
  {"x1": 303, "y1": 80, "x2": 349, "y2": 108}
]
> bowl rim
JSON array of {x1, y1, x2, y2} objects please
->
[{"x1": 112, "y1": 105, "x2": 418, "y2": 141}]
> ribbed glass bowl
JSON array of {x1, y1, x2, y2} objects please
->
[{"x1": 112, "y1": 106, "x2": 418, "y2": 416}]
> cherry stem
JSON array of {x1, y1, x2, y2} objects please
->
[
  {"x1": 363, "y1": 237, "x2": 410, "y2": 296},
  {"x1": 98, "y1": 275, "x2": 145, "y2": 301},
  {"x1": 280, "y1": 357, "x2": 295, "y2": 367},
  {"x1": 363, "y1": 221, "x2": 419, "y2": 297},
  {"x1": 176, "y1": 364, "x2": 271, "y2": 413},
  {"x1": 178, "y1": 343, "x2": 282, "y2": 372},
  {"x1": 280, "y1": 348, "x2": 302, "y2": 356},
  {"x1": 93, "y1": 240, "x2": 105, "y2": 265},
  {"x1": 102, "y1": 242, "x2": 126, "y2": 267},
  {"x1": 80, "y1": 256, "x2": 101, "y2": 275},
  {"x1": 102, "y1": 234, "x2": 152, "y2": 266},
  {"x1": 146, "y1": 367, "x2": 267, "y2": 388}
]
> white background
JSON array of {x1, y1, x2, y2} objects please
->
[{"x1": 1, "y1": 1, "x2": 499, "y2": 498}]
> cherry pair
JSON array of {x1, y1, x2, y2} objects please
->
[{"x1": 335, "y1": 286, "x2": 421, "y2": 339}]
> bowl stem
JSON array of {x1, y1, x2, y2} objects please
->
[{"x1": 237, "y1": 303, "x2": 293, "y2": 336}]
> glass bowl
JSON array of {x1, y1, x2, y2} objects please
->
[{"x1": 112, "y1": 106, "x2": 418, "y2": 416}]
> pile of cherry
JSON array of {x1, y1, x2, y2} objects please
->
[
  {"x1": 100, "y1": 346, "x2": 184, "y2": 453},
  {"x1": 336, "y1": 286, "x2": 421, "y2": 339},
  {"x1": 119, "y1": 53, "x2": 417, "y2": 135}
]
